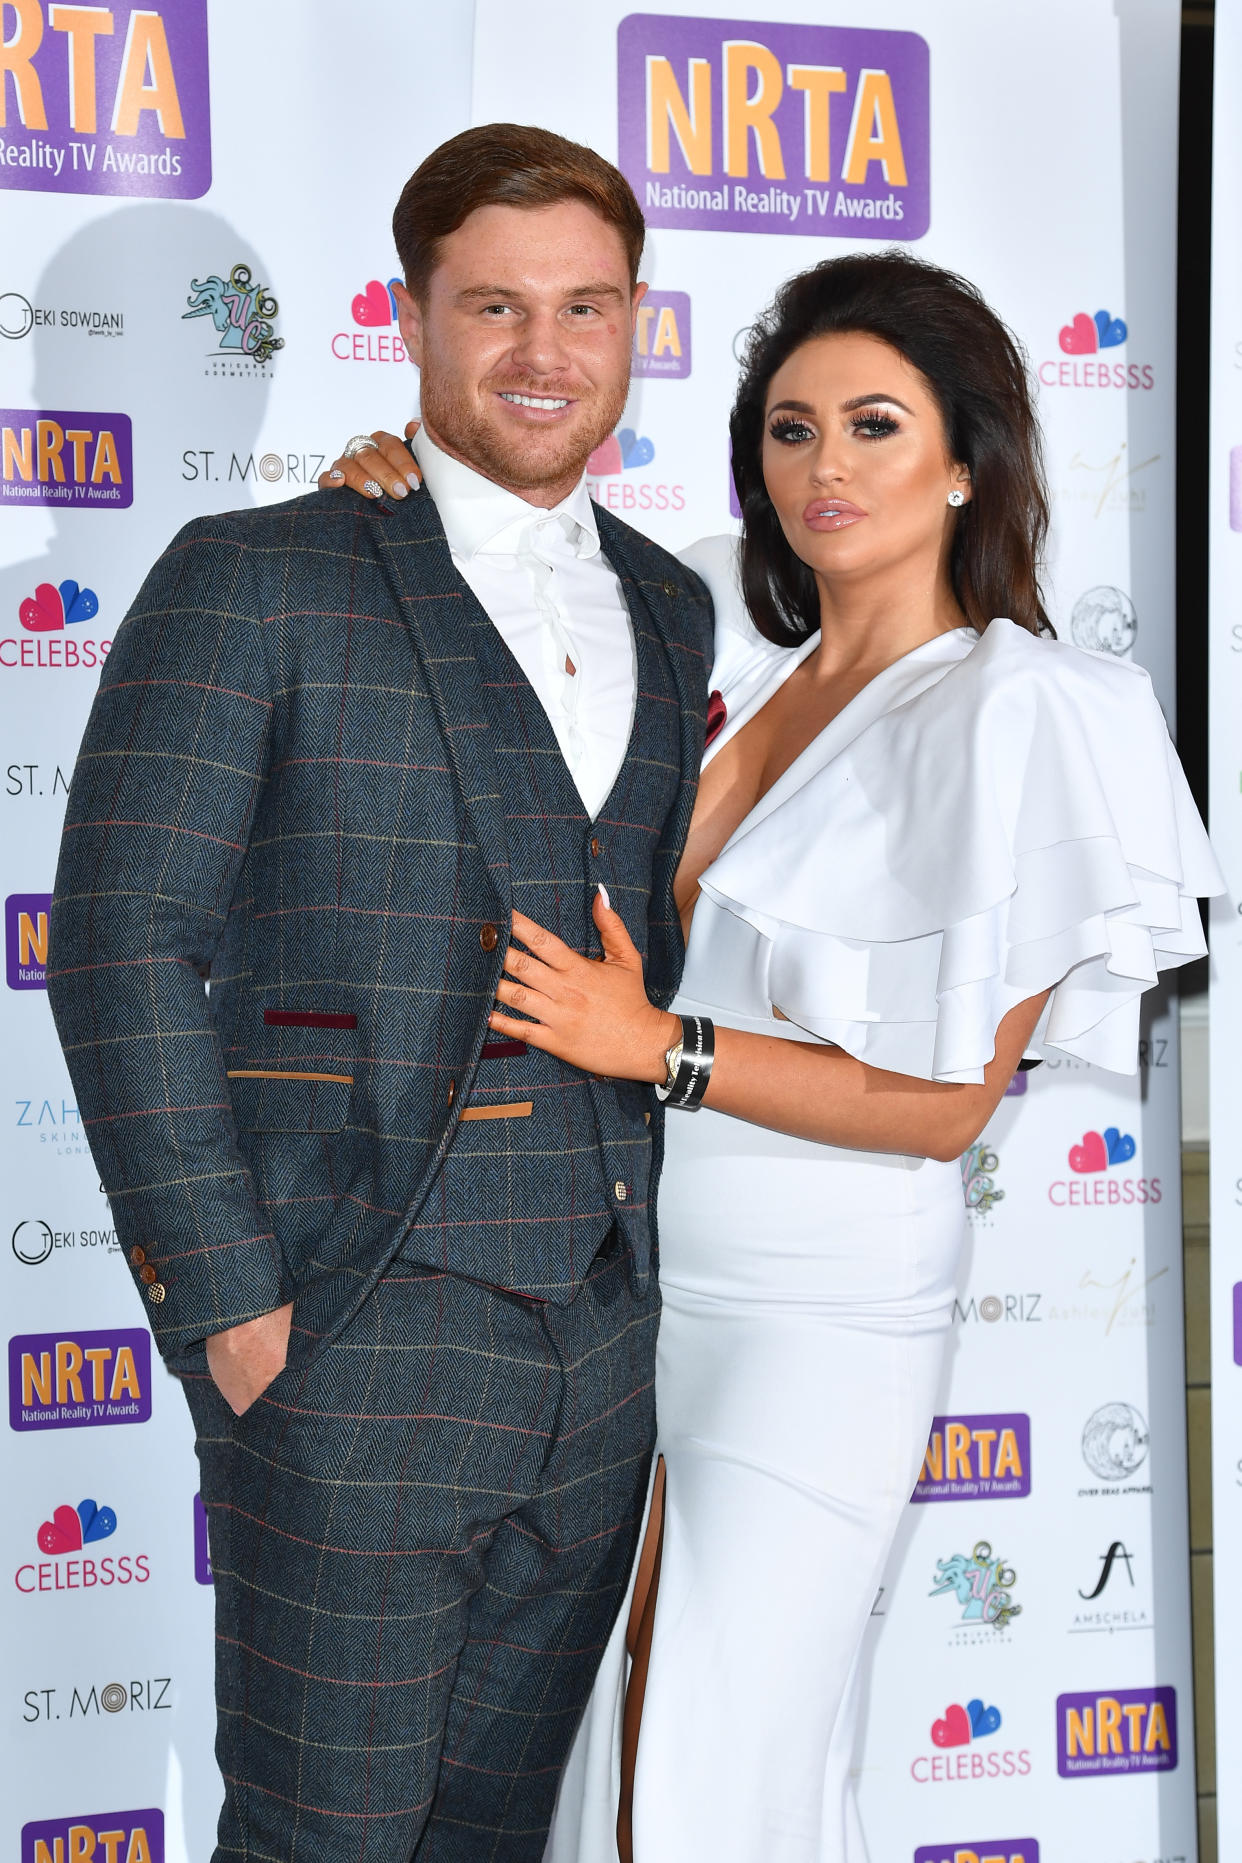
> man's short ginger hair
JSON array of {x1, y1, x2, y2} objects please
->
[{"x1": 392, "y1": 123, "x2": 646, "y2": 298}]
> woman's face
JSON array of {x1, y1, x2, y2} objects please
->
[{"x1": 760, "y1": 330, "x2": 970, "y2": 590}]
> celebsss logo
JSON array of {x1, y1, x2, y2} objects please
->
[
  {"x1": 618, "y1": 15, "x2": 929, "y2": 238},
  {"x1": 1056, "y1": 1685, "x2": 1177, "y2": 1777},
  {"x1": 330, "y1": 276, "x2": 409, "y2": 365},
  {"x1": 915, "y1": 1414, "x2": 1030, "y2": 1504},
  {"x1": 7, "y1": 892, "x2": 50, "y2": 989},
  {"x1": 914, "y1": 1846, "x2": 1038, "y2": 1863},
  {"x1": 5, "y1": 575, "x2": 109, "y2": 671},
  {"x1": 1039, "y1": 307, "x2": 1154, "y2": 391},
  {"x1": 1048, "y1": 1124, "x2": 1159, "y2": 1208},
  {"x1": 0, "y1": 1, "x2": 209, "y2": 201},
  {"x1": 1, "y1": 409, "x2": 132, "y2": 508},
  {"x1": 22, "y1": 1810, "x2": 164, "y2": 1863},
  {"x1": 912, "y1": 1695, "x2": 1029, "y2": 1785},
  {"x1": 586, "y1": 425, "x2": 685, "y2": 514},
  {"x1": 9, "y1": 1328, "x2": 152, "y2": 1431},
  {"x1": 634, "y1": 290, "x2": 691, "y2": 378},
  {"x1": 16, "y1": 1494, "x2": 151, "y2": 1595}
]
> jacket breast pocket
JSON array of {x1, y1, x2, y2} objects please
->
[{"x1": 226, "y1": 1069, "x2": 353, "y2": 1134}]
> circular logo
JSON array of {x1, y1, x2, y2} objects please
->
[
  {"x1": 1070, "y1": 586, "x2": 1137, "y2": 657},
  {"x1": 12, "y1": 1219, "x2": 53, "y2": 1266},
  {"x1": 979, "y1": 1295, "x2": 1003, "y2": 1323},
  {"x1": 0, "y1": 291, "x2": 34, "y2": 340},
  {"x1": 100, "y1": 1682, "x2": 128, "y2": 1713},
  {"x1": 259, "y1": 453, "x2": 284, "y2": 483},
  {"x1": 731, "y1": 324, "x2": 756, "y2": 365},
  {"x1": 1082, "y1": 1401, "x2": 1150, "y2": 1481}
]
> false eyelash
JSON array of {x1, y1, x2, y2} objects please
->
[
  {"x1": 850, "y1": 409, "x2": 900, "y2": 437},
  {"x1": 769, "y1": 417, "x2": 815, "y2": 442}
]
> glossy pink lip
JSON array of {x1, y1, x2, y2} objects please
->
[{"x1": 802, "y1": 498, "x2": 867, "y2": 530}]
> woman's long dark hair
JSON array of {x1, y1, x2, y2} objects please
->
[{"x1": 729, "y1": 250, "x2": 1052, "y2": 644}]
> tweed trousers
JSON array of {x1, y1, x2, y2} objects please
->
[{"x1": 184, "y1": 1233, "x2": 658, "y2": 1862}]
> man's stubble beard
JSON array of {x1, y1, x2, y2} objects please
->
[{"x1": 419, "y1": 371, "x2": 630, "y2": 495}]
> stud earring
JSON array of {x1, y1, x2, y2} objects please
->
[{"x1": 947, "y1": 489, "x2": 966, "y2": 507}]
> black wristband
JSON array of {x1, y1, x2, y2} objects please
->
[{"x1": 664, "y1": 1014, "x2": 715, "y2": 1111}]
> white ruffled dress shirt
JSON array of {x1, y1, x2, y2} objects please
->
[{"x1": 412, "y1": 427, "x2": 636, "y2": 820}]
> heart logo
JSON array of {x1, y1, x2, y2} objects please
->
[
  {"x1": 77, "y1": 1497, "x2": 117, "y2": 1544},
  {"x1": 1069, "y1": 1129, "x2": 1108, "y2": 1174},
  {"x1": 931, "y1": 1702, "x2": 972, "y2": 1747},
  {"x1": 967, "y1": 1697, "x2": 1002, "y2": 1738},
  {"x1": 618, "y1": 428, "x2": 655, "y2": 470},
  {"x1": 586, "y1": 434, "x2": 623, "y2": 477},
  {"x1": 352, "y1": 278, "x2": 392, "y2": 327},
  {"x1": 1094, "y1": 309, "x2": 1127, "y2": 349},
  {"x1": 58, "y1": 579, "x2": 99, "y2": 625},
  {"x1": 37, "y1": 1504, "x2": 83, "y2": 1555},
  {"x1": 1104, "y1": 1126, "x2": 1136, "y2": 1166},
  {"x1": 19, "y1": 582, "x2": 65, "y2": 632},
  {"x1": 1059, "y1": 312, "x2": 1098, "y2": 355}
]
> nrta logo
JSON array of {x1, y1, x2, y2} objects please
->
[
  {"x1": 617, "y1": 15, "x2": 930, "y2": 239},
  {"x1": 915, "y1": 1414, "x2": 1031, "y2": 1503},
  {"x1": 1056, "y1": 1685, "x2": 1177, "y2": 1777},
  {"x1": 1, "y1": 409, "x2": 132, "y2": 508},
  {"x1": 184, "y1": 264, "x2": 283, "y2": 373},
  {"x1": 22, "y1": 1811, "x2": 163, "y2": 1863},
  {"x1": 930, "y1": 1541, "x2": 1021, "y2": 1628},
  {"x1": 6, "y1": 892, "x2": 50, "y2": 989},
  {"x1": 914, "y1": 1846, "x2": 1038, "y2": 1863},
  {"x1": 633, "y1": 290, "x2": 691, "y2": 379},
  {"x1": 9, "y1": 1329, "x2": 152, "y2": 1431},
  {"x1": 0, "y1": 0, "x2": 210, "y2": 202},
  {"x1": 20, "y1": 578, "x2": 98, "y2": 631}
]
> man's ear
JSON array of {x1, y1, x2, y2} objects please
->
[
  {"x1": 393, "y1": 280, "x2": 424, "y2": 369},
  {"x1": 630, "y1": 279, "x2": 649, "y2": 336}
]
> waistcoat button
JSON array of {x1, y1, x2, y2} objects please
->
[
  {"x1": 447, "y1": 1079, "x2": 456, "y2": 1107},
  {"x1": 479, "y1": 923, "x2": 499, "y2": 952},
  {"x1": 590, "y1": 836, "x2": 601, "y2": 858},
  {"x1": 662, "y1": 579, "x2": 678, "y2": 599}
]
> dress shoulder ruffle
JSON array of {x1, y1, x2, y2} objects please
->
[{"x1": 685, "y1": 616, "x2": 1222, "y2": 1082}]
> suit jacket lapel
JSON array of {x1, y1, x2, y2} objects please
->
[{"x1": 365, "y1": 490, "x2": 512, "y2": 913}]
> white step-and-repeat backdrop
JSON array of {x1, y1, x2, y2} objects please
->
[
  {"x1": 1, "y1": 3, "x2": 1197, "y2": 1860},
  {"x1": 1210, "y1": 0, "x2": 1242, "y2": 1854}
]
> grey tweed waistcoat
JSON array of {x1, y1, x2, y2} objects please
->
[{"x1": 397, "y1": 567, "x2": 682, "y2": 1294}]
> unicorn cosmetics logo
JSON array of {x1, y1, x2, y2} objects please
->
[
  {"x1": 961, "y1": 1141, "x2": 1004, "y2": 1215},
  {"x1": 183, "y1": 264, "x2": 284, "y2": 375},
  {"x1": 930, "y1": 1541, "x2": 1022, "y2": 1629}
]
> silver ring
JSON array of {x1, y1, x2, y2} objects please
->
[{"x1": 342, "y1": 433, "x2": 377, "y2": 460}]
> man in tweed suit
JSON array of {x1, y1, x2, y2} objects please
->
[{"x1": 48, "y1": 124, "x2": 709, "y2": 1861}]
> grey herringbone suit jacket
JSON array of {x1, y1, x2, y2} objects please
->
[{"x1": 47, "y1": 483, "x2": 711, "y2": 1370}]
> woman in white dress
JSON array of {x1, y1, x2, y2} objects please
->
[{"x1": 323, "y1": 252, "x2": 1218, "y2": 1861}]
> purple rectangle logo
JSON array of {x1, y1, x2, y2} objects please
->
[
  {"x1": 1056, "y1": 1686, "x2": 1177, "y2": 1777},
  {"x1": 1, "y1": 410, "x2": 133, "y2": 508},
  {"x1": 23, "y1": 1810, "x2": 164, "y2": 1863},
  {"x1": 193, "y1": 1492, "x2": 213, "y2": 1585},
  {"x1": 914, "y1": 1847, "x2": 1039, "y2": 1863},
  {"x1": 7, "y1": 892, "x2": 50, "y2": 989},
  {"x1": 634, "y1": 290, "x2": 691, "y2": 377},
  {"x1": 618, "y1": 14, "x2": 930, "y2": 240},
  {"x1": 9, "y1": 1329, "x2": 152, "y2": 1431},
  {"x1": 914, "y1": 1414, "x2": 1031, "y2": 1503},
  {"x1": 0, "y1": 2, "x2": 209, "y2": 199}
]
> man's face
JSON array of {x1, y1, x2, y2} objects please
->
[{"x1": 396, "y1": 199, "x2": 644, "y2": 506}]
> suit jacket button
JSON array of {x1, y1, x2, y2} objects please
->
[
  {"x1": 139, "y1": 1264, "x2": 158, "y2": 1284},
  {"x1": 480, "y1": 923, "x2": 499, "y2": 952},
  {"x1": 614, "y1": 1180, "x2": 628, "y2": 1202},
  {"x1": 447, "y1": 1079, "x2": 456, "y2": 1107},
  {"x1": 662, "y1": 579, "x2": 678, "y2": 598},
  {"x1": 147, "y1": 1283, "x2": 166, "y2": 1304},
  {"x1": 130, "y1": 1246, "x2": 146, "y2": 1266}
]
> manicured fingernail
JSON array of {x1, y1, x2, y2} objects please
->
[
  {"x1": 327, "y1": 468, "x2": 344, "y2": 481},
  {"x1": 597, "y1": 883, "x2": 611, "y2": 910},
  {"x1": 407, "y1": 472, "x2": 422, "y2": 490},
  {"x1": 364, "y1": 479, "x2": 383, "y2": 499},
  {"x1": 391, "y1": 480, "x2": 408, "y2": 498}
]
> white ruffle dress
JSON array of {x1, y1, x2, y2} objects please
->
[{"x1": 544, "y1": 535, "x2": 1220, "y2": 1863}]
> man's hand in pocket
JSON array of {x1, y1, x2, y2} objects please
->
[{"x1": 205, "y1": 1302, "x2": 294, "y2": 1417}]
